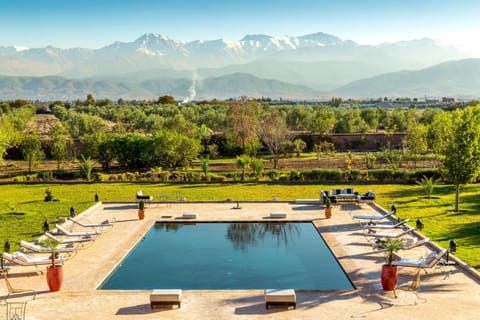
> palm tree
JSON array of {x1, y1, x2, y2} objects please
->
[
  {"x1": 236, "y1": 154, "x2": 251, "y2": 182},
  {"x1": 77, "y1": 155, "x2": 95, "y2": 181},
  {"x1": 416, "y1": 175, "x2": 438, "y2": 199}
]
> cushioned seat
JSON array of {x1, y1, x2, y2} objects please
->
[
  {"x1": 265, "y1": 289, "x2": 296, "y2": 309},
  {"x1": 182, "y1": 212, "x2": 197, "y2": 219},
  {"x1": 150, "y1": 289, "x2": 182, "y2": 308},
  {"x1": 270, "y1": 212, "x2": 287, "y2": 218}
]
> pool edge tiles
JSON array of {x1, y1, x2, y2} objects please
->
[{"x1": 98, "y1": 222, "x2": 355, "y2": 291}]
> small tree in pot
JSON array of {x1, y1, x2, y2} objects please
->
[
  {"x1": 40, "y1": 238, "x2": 63, "y2": 292},
  {"x1": 374, "y1": 238, "x2": 404, "y2": 291},
  {"x1": 324, "y1": 197, "x2": 332, "y2": 219},
  {"x1": 138, "y1": 200, "x2": 145, "y2": 220}
]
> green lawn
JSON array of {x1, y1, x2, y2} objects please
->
[{"x1": 1, "y1": 182, "x2": 478, "y2": 269}]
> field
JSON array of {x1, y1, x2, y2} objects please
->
[{"x1": 0, "y1": 182, "x2": 478, "y2": 269}]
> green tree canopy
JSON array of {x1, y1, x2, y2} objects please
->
[{"x1": 443, "y1": 106, "x2": 480, "y2": 211}]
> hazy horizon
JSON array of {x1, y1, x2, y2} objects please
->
[{"x1": 1, "y1": 0, "x2": 480, "y2": 57}]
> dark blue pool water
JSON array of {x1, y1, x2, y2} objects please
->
[{"x1": 100, "y1": 222, "x2": 354, "y2": 290}]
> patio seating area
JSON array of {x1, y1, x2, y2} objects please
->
[{"x1": 0, "y1": 200, "x2": 479, "y2": 319}]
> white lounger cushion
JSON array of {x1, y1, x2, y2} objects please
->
[
  {"x1": 270, "y1": 212, "x2": 287, "y2": 218},
  {"x1": 150, "y1": 289, "x2": 182, "y2": 302},
  {"x1": 265, "y1": 289, "x2": 296, "y2": 302},
  {"x1": 182, "y1": 212, "x2": 197, "y2": 219}
]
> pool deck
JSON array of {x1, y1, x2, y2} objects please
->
[{"x1": 1, "y1": 201, "x2": 479, "y2": 319}]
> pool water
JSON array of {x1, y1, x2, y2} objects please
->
[{"x1": 100, "y1": 222, "x2": 354, "y2": 290}]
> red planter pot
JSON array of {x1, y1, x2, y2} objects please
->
[
  {"x1": 324, "y1": 208, "x2": 332, "y2": 219},
  {"x1": 46, "y1": 265, "x2": 63, "y2": 292},
  {"x1": 381, "y1": 265, "x2": 398, "y2": 291}
]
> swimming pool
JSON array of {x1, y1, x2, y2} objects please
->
[{"x1": 100, "y1": 222, "x2": 354, "y2": 290}]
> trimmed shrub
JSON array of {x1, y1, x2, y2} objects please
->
[
  {"x1": 98, "y1": 174, "x2": 110, "y2": 182},
  {"x1": 266, "y1": 169, "x2": 280, "y2": 181}
]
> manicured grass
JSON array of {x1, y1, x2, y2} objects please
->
[{"x1": 0, "y1": 182, "x2": 478, "y2": 269}]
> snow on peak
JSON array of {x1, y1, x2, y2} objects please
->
[{"x1": 14, "y1": 45, "x2": 30, "y2": 52}]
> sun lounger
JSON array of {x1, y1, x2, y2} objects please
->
[
  {"x1": 1, "y1": 270, "x2": 36, "y2": 300},
  {"x1": 363, "y1": 219, "x2": 410, "y2": 232},
  {"x1": 352, "y1": 211, "x2": 395, "y2": 221},
  {"x1": 2, "y1": 251, "x2": 63, "y2": 267},
  {"x1": 364, "y1": 227, "x2": 415, "y2": 239},
  {"x1": 69, "y1": 217, "x2": 113, "y2": 228},
  {"x1": 45, "y1": 232, "x2": 93, "y2": 244},
  {"x1": 136, "y1": 190, "x2": 153, "y2": 201},
  {"x1": 374, "y1": 237, "x2": 430, "y2": 252},
  {"x1": 265, "y1": 289, "x2": 296, "y2": 309},
  {"x1": 55, "y1": 224, "x2": 100, "y2": 237},
  {"x1": 20, "y1": 240, "x2": 76, "y2": 254},
  {"x1": 394, "y1": 249, "x2": 448, "y2": 271},
  {"x1": 150, "y1": 289, "x2": 182, "y2": 308},
  {"x1": 270, "y1": 212, "x2": 287, "y2": 218},
  {"x1": 181, "y1": 212, "x2": 197, "y2": 219}
]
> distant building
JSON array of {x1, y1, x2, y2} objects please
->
[
  {"x1": 425, "y1": 99, "x2": 440, "y2": 104},
  {"x1": 442, "y1": 97, "x2": 455, "y2": 103}
]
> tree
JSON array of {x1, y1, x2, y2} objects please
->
[
  {"x1": 227, "y1": 100, "x2": 259, "y2": 153},
  {"x1": 416, "y1": 175, "x2": 438, "y2": 199},
  {"x1": 20, "y1": 133, "x2": 44, "y2": 173},
  {"x1": 309, "y1": 106, "x2": 336, "y2": 135},
  {"x1": 329, "y1": 96, "x2": 343, "y2": 108},
  {"x1": 404, "y1": 122, "x2": 428, "y2": 168},
  {"x1": 85, "y1": 93, "x2": 95, "y2": 106},
  {"x1": 78, "y1": 155, "x2": 95, "y2": 181},
  {"x1": 426, "y1": 110, "x2": 451, "y2": 155},
  {"x1": 200, "y1": 156, "x2": 209, "y2": 179},
  {"x1": 158, "y1": 95, "x2": 176, "y2": 104},
  {"x1": 152, "y1": 130, "x2": 200, "y2": 169},
  {"x1": 250, "y1": 158, "x2": 264, "y2": 180},
  {"x1": 236, "y1": 154, "x2": 251, "y2": 182},
  {"x1": 51, "y1": 123, "x2": 73, "y2": 170},
  {"x1": 0, "y1": 117, "x2": 16, "y2": 163},
  {"x1": 198, "y1": 124, "x2": 212, "y2": 155},
  {"x1": 360, "y1": 107, "x2": 380, "y2": 131},
  {"x1": 259, "y1": 111, "x2": 290, "y2": 169},
  {"x1": 443, "y1": 106, "x2": 480, "y2": 212},
  {"x1": 293, "y1": 138, "x2": 306, "y2": 157}
]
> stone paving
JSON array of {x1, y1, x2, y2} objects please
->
[{"x1": 1, "y1": 200, "x2": 479, "y2": 319}]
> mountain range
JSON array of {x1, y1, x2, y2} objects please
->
[{"x1": 0, "y1": 32, "x2": 478, "y2": 100}]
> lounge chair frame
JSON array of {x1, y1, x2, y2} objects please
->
[
  {"x1": 45, "y1": 232, "x2": 94, "y2": 249},
  {"x1": 363, "y1": 219, "x2": 410, "y2": 231},
  {"x1": 364, "y1": 227, "x2": 415, "y2": 239},
  {"x1": 20, "y1": 240, "x2": 77, "y2": 260},
  {"x1": 2, "y1": 252, "x2": 63, "y2": 268},
  {"x1": 393, "y1": 249, "x2": 448, "y2": 272},
  {"x1": 1, "y1": 270, "x2": 36, "y2": 300},
  {"x1": 55, "y1": 224, "x2": 100, "y2": 237}
]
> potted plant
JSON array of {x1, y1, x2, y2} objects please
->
[
  {"x1": 324, "y1": 196, "x2": 332, "y2": 219},
  {"x1": 40, "y1": 238, "x2": 63, "y2": 292},
  {"x1": 138, "y1": 200, "x2": 145, "y2": 220},
  {"x1": 374, "y1": 238, "x2": 404, "y2": 291}
]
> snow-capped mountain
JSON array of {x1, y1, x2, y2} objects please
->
[
  {"x1": 0, "y1": 32, "x2": 361, "y2": 77},
  {"x1": 0, "y1": 32, "x2": 465, "y2": 78},
  {"x1": 0, "y1": 31, "x2": 471, "y2": 100}
]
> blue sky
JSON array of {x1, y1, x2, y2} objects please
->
[{"x1": 1, "y1": 0, "x2": 480, "y2": 56}]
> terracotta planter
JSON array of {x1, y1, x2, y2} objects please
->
[
  {"x1": 138, "y1": 209, "x2": 145, "y2": 220},
  {"x1": 324, "y1": 208, "x2": 332, "y2": 219},
  {"x1": 381, "y1": 265, "x2": 398, "y2": 291},
  {"x1": 46, "y1": 265, "x2": 63, "y2": 292}
]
